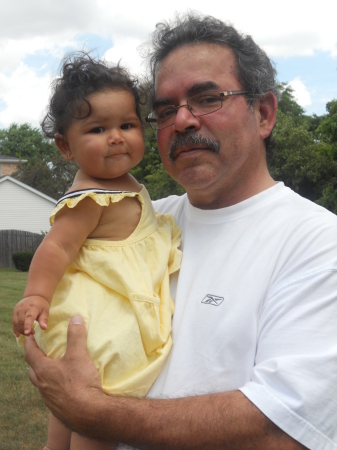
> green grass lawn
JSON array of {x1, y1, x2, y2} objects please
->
[{"x1": 0, "y1": 268, "x2": 48, "y2": 449}]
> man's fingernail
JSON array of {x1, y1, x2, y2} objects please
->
[{"x1": 70, "y1": 315, "x2": 84, "y2": 325}]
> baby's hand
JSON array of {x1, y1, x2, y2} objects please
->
[{"x1": 12, "y1": 296, "x2": 50, "y2": 337}]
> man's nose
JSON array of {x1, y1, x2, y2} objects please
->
[{"x1": 172, "y1": 105, "x2": 201, "y2": 133}]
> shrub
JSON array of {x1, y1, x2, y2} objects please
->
[{"x1": 12, "y1": 249, "x2": 35, "y2": 271}]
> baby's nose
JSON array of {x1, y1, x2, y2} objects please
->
[{"x1": 108, "y1": 130, "x2": 124, "y2": 144}]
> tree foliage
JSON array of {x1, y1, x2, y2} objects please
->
[
  {"x1": 270, "y1": 110, "x2": 337, "y2": 202},
  {"x1": 0, "y1": 123, "x2": 55, "y2": 160},
  {"x1": 1, "y1": 123, "x2": 78, "y2": 199},
  {"x1": 269, "y1": 85, "x2": 337, "y2": 213},
  {"x1": 13, "y1": 153, "x2": 78, "y2": 200},
  {"x1": 316, "y1": 100, "x2": 337, "y2": 144},
  {"x1": 277, "y1": 83, "x2": 305, "y2": 119}
]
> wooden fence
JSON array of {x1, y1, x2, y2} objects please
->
[{"x1": 0, "y1": 230, "x2": 44, "y2": 268}]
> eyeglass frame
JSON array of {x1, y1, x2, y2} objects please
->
[{"x1": 145, "y1": 90, "x2": 249, "y2": 130}]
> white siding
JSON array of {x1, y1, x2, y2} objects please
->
[{"x1": 0, "y1": 179, "x2": 56, "y2": 233}]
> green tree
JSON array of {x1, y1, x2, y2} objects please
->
[
  {"x1": 277, "y1": 83, "x2": 324, "y2": 132},
  {"x1": 13, "y1": 152, "x2": 78, "y2": 200},
  {"x1": 0, "y1": 123, "x2": 78, "y2": 199},
  {"x1": 278, "y1": 83, "x2": 305, "y2": 119},
  {"x1": 316, "y1": 99, "x2": 337, "y2": 144},
  {"x1": 271, "y1": 88, "x2": 337, "y2": 213},
  {"x1": 0, "y1": 123, "x2": 55, "y2": 160},
  {"x1": 270, "y1": 99, "x2": 337, "y2": 213},
  {"x1": 314, "y1": 100, "x2": 337, "y2": 211},
  {"x1": 316, "y1": 186, "x2": 337, "y2": 212}
]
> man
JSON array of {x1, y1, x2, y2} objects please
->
[{"x1": 25, "y1": 14, "x2": 337, "y2": 449}]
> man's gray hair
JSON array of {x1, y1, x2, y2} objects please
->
[{"x1": 146, "y1": 12, "x2": 279, "y2": 154}]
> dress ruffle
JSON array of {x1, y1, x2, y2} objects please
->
[{"x1": 50, "y1": 191, "x2": 140, "y2": 225}]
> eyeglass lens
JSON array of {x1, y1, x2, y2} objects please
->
[{"x1": 150, "y1": 91, "x2": 223, "y2": 130}]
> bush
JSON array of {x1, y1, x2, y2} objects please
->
[{"x1": 12, "y1": 249, "x2": 35, "y2": 271}]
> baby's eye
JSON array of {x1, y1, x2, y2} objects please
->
[
  {"x1": 91, "y1": 127, "x2": 105, "y2": 134},
  {"x1": 121, "y1": 123, "x2": 132, "y2": 130}
]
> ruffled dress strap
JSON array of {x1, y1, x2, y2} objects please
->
[{"x1": 50, "y1": 188, "x2": 141, "y2": 225}]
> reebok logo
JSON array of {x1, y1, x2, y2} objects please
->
[{"x1": 201, "y1": 294, "x2": 224, "y2": 306}]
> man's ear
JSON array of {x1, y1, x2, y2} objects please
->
[
  {"x1": 258, "y1": 92, "x2": 277, "y2": 141},
  {"x1": 55, "y1": 134, "x2": 74, "y2": 160}
]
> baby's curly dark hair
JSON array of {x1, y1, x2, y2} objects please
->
[{"x1": 41, "y1": 52, "x2": 142, "y2": 138}]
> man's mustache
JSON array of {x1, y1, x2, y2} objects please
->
[{"x1": 168, "y1": 132, "x2": 220, "y2": 162}]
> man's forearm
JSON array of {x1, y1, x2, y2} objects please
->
[
  {"x1": 75, "y1": 390, "x2": 307, "y2": 449},
  {"x1": 25, "y1": 320, "x2": 307, "y2": 450}
]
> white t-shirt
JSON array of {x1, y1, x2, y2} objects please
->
[{"x1": 146, "y1": 183, "x2": 337, "y2": 450}]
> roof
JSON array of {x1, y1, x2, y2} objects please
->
[
  {"x1": 0, "y1": 154, "x2": 27, "y2": 163},
  {"x1": 0, "y1": 175, "x2": 57, "y2": 204}
]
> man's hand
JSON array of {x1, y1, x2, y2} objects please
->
[
  {"x1": 24, "y1": 315, "x2": 307, "y2": 449},
  {"x1": 12, "y1": 295, "x2": 50, "y2": 337},
  {"x1": 24, "y1": 315, "x2": 105, "y2": 431}
]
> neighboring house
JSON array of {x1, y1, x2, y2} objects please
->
[
  {"x1": 0, "y1": 154, "x2": 27, "y2": 177},
  {"x1": 0, "y1": 175, "x2": 56, "y2": 234}
]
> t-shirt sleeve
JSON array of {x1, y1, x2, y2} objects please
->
[{"x1": 240, "y1": 264, "x2": 337, "y2": 449}]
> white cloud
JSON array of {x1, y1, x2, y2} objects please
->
[
  {"x1": 0, "y1": 0, "x2": 106, "y2": 39},
  {"x1": 259, "y1": 32, "x2": 322, "y2": 58},
  {"x1": 287, "y1": 77, "x2": 312, "y2": 108},
  {"x1": 0, "y1": 0, "x2": 336, "y2": 128},
  {"x1": 0, "y1": 63, "x2": 51, "y2": 128},
  {"x1": 241, "y1": 0, "x2": 337, "y2": 58},
  {"x1": 319, "y1": 97, "x2": 331, "y2": 103},
  {"x1": 0, "y1": 35, "x2": 79, "y2": 72},
  {"x1": 104, "y1": 38, "x2": 147, "y2": 77},
  {"x1": 1, "y1": 0, "x2": 336, "y2": 60}
]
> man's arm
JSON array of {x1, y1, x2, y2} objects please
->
[{"x1": 25, "y1": 316, "x2": 307, "y2": 450}]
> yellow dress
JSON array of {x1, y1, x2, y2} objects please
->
[{"x1": 32, "y1": 186, "x2": 182, "y2": 397}]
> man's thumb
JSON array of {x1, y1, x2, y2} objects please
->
[
  {"x1": 66, "y1": 315, "x2": 87, "y2": 353},
  {"x1": 70, "y1": 315, "x2": 84, "y2": 326}
]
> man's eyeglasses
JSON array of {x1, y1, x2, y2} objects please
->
[{"x1": 145, "y1": 90, "x2": 248, "y2": 130}]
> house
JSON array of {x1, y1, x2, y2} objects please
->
[
  {"x1": 0, "y1": 154, "x2": 27, "y2": 177},
  {"x1": 0, "y1": 175, "x2": 56, "y2": 234}
]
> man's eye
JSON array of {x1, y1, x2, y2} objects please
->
[
  {"x1": 156, "y1": 107, "x2": 176, "y2": 121},
  {"x1": 121, "y1": 123, "x2": 132, "y2": 130},
  {"x1": 194, "y1": 94, "x2": 220, "y2": 105},
  {"x1": 91, "y1": 127, "x2": 104, "y2": 134}
]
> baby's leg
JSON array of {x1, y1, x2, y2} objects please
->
[
  {"x1": 70, "y1": 432, "x2": 115, "y2": 450},
  {"x1": 44, "y1": 412, "x2": 71, "y2": 450}
]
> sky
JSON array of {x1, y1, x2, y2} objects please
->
[{"x1": 0, "y1": 0, "x2": 336, "y2": 130}]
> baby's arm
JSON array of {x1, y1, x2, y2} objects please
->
[{"x1": 12, "y1": 197, "x2": 103, "y2": 337}]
